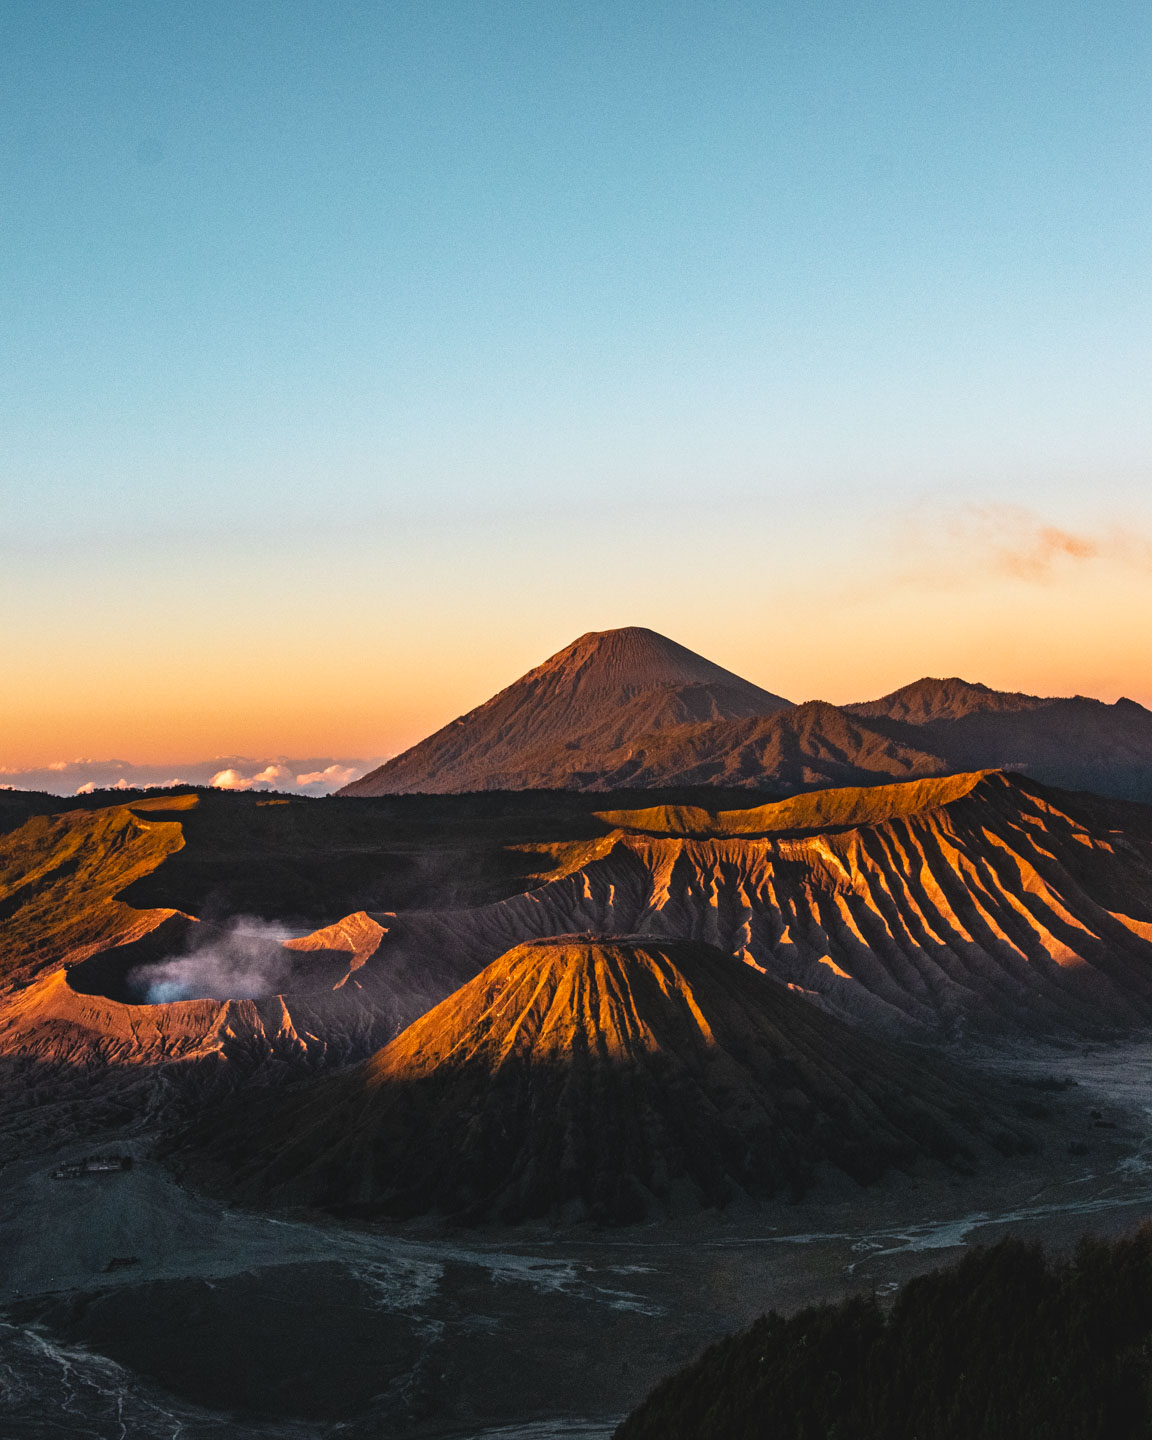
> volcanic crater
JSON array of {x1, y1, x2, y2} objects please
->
[{"x1": 65, "y1": 914, "x2": 351, "y2": 1006}]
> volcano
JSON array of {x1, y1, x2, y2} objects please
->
[
  {"x1": 342, "y1": 632, "x2": 1152, "y2": 800},
  {"x1": 6, "y1": 768, "x2": 1152, "y2": 1116},
  {"x1": 177, "y1": 935, "x2": 1030, "y2": 1224},
  {"x1": 341, "y1": 627, "x2": 793, "y2": 794}
]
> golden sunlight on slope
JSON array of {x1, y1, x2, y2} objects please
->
[
  {"x1": 594, "y1": 771, "x2": 988, "y2": 837},
  {"x1": 347, "y1": 772, "x2": 1152, "y2": 1038},
  {"x1": 4, "y1": 772, "x2": 1152, "y2": 1100},
  {"x1": 0, "y1": 800, "x2": 189, "y2": 987},
  {"x1": 175, "y1": 936, "x2": 1033, "y2": 1224}
]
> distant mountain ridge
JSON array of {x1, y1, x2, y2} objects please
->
[
  {"x1": 848, "y1": 679, "x2": 1152, "y2": 800},
  {"x1": 342, "y1": 629, "x2": 1152, "y2": 801},
  {"x1": 847, "y1": 676, "x2": 1050, "y2": 725}
]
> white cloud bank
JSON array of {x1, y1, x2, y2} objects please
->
[
  {"x1": 209, "y1": 764, "x2": 293, "y2": 791},
  {"x1": 296, "y1": 764, "x2": 358, "y2": 789},
  {"x1": 0, "y1": 756, "x2": 386, "y2": 798}
]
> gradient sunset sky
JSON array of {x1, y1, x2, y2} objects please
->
[{"x1": 2, "y1": 1, "x2": 1150, "y2": 767}]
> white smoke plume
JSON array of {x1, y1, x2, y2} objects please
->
[{"x1": 129, "y1": 917, "x2": 299, "y2": 1004}]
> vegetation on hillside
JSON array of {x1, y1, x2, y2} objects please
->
[{"x1": 616, "y1": 1229, "x2": 1152, "y2": 1440}]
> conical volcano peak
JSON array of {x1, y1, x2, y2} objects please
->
[
  {"x1": 373, "y1": 932, "x2": 734, "y2": 1081},
  {"x1": 519, "y1": 627, "x2": 770, "y2": 695},
  {"x1": 478, "y1": 932, "x2": 754, "y2": 1002},
  {"x1": 501, "y1": 931, "x2": 680, "y2": 960},
  {"x1": 342, "y1": 627, "x2": 792, "y2": 794}
]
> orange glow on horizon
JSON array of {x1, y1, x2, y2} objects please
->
[
  {"x1": 4, "y1": 503, "x2": 1151, "y2": 769},
  {"x1": 3, "y1": 601, "x2": 1150, "y2": 770}
]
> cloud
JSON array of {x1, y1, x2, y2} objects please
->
[
  {"x1": 4, "y1": 755, "x2": 381, "y2": 797},
  {"x1": 210, "y1": 763, "x2": 291, "y2": 791},
  {"x1": 208, "y1": 769, "x2": 249, "y2": 790},
  {"x1": 953, "y1": 506, "x2": 1105, "y2": 582},
  {"x1": 890, "y1": 504, "x2": 1152, "y2": 592},
  {"x1": 252, "y1": 764, "x2": 290, "y2": 785},
  {"x1": 296, "y1": 763, "x2": 358, "y2": 789}
]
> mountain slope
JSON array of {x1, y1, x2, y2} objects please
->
[
  {"x1": 341, "y1": 627, "x2": 793, "y2": 794},
  {"x1": 549, "y1": 700, "x2": 949, "y2": 791},
  {"x1": 0, "y1": 797, "x2": 189, "y2": 988},
  {"x1": 848, "y1": 680, "x2": 1152, "y2": 801},
  {"x1": 176, "y1": 936, "x2": 1030, "y2": 1223},
  {"x1": 848, "y1": 677, "x2": 1049, "y2": 725},
  {"x1": 313, "y1": 770, "x2": 1152, "y2": 1040},
  {"x1": 6, "y1": 769, "x2": 1152, "y2": 1144},
  {"x1": 343, "y1": 636, "x2": 1152, "y2": 799}
]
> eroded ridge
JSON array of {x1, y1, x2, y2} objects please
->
[
  {"x1": 4, "y1": 772, "x2": 1152, "y2": 1097},
  {"x1": 357, "y1": 771, "x2": 1152, "y2": 1037}
]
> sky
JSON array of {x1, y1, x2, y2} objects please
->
[{"x1": 2, "y1": 0, "x2": 1150, "y2": 768}]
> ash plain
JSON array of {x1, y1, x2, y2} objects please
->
[{"x1": 4, "y1": 1038, "x2": 1152, "y2": 1438}]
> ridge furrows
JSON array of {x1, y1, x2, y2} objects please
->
[
  {"x1": 341, "y1": 771, "x2": 1152, "y2": 1038},
  {"x1": 177, "y1": 936, "x2": 1029, "y2": 1223}
]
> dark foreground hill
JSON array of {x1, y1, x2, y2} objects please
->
[
  {"x1": 616, "y1": 1228, "x2": 1152, "y2": 1440},
  {"x1": 172, "y1": 935, "x2": 1032, "y2": 1224},
  {"x1": 342, "y1": 630, "x2": 1152, "y2": 800}
]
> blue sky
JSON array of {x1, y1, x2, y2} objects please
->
[{"x1": 2, "y1": 1, "x2": 1150, "y2": 762}]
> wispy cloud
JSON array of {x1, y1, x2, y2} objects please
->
[
  {"x1": 892, "y1": 504, "x2": 1152, "y2": 590},
  {"x1": 953, "y1": 506, "x2": 1103, "y2": 581}
]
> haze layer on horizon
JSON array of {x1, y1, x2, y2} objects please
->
[{"x1": 2, "y1": 1, "x2": 1150, "y2": 767}]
